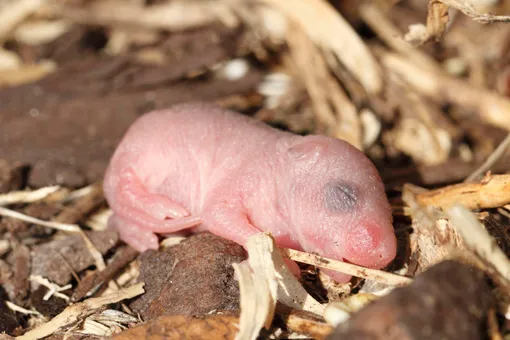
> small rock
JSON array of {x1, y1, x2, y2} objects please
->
[
  {"x1": 327, "y1": 260, "x2": 493, "y2": 340},
  {"x1": 127, "y1": 250, "x2": 173, "y2": 315},
  {"x1": 130, "y1": 232, "x2": 246, "y2": 319}
]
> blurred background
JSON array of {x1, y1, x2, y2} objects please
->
[{"x1": 1, "y1": 0, "x2": 510, "y2": 192}]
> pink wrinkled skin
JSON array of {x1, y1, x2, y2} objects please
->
[{"x1": 103, "y1": 102, "x2": 397, "y2": 282}]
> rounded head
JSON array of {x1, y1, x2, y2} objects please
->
[{"x1": 278, "y1": 135, "x2": 397, "y2": 269}]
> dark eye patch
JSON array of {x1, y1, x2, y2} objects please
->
[{"x1": 324, "y1": 182, "x2": 357, "y2": 212}]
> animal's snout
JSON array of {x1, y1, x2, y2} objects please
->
[
  {"x1": 369, "y1": 229, "x2": 397, "y2": 268},
  {"x1": 343, "y1": 221, "x2": 397, "y2": 269}
]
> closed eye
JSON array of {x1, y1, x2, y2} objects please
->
[{"x1": 324, "y1": 182, "x2": 357, "y2": 212}]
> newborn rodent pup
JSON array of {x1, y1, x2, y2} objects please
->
[{"x1": 103, "y1": 102, "x2": 397, "y2": 282}]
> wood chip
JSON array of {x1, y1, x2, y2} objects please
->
[
  {"x1": 415, "y1": 174, "x2": 510, "y2": 210},
  {"x1": 17, "y1": 283, "x2": 145, "y2": 340}
]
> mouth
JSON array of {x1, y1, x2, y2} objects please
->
[{"x1": 342, "y1": 221, "x2": 398, "y2": 269}]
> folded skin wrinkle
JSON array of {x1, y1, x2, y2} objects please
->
[{"x1": 103, "y1": 102, "x2": 397, "y2": 283}]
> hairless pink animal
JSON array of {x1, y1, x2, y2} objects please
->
[{"x1": 103, "y1": 102, "x2": 397, "y2": 282}]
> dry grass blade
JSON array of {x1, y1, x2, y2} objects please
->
[
  {"x1": 439, "y1": 0, "x2": 510, "y2": 23},
  {"x1": 64, "y1": 184, "x2": 99, "y2": 202},
  {"x1": 359, "y1": 3, "x2": 440, "y2": 72},
  {"x1": 282, "y1": 248, "x2": 412, "y2": 287},
  {"x1": 0, "y1": 206, "x2": 81, "y2": 232},
  {"x1": 78, "y1": 230, "x2": 106, "y2": 271},
  {"x1": 14, "y1": 19, "x2": 71, "y2": 45},
  {"x1": 285, "y1": 21, "x2": 362, "y2": 149},
  {"x1": 0, "y1": 47, "x2": 21, "y2": 69},
  {"x1": 262, "y1": 0, "x2": 382, "y2": 94},
  {"x1": 48, "y1": 0, "x2": 238, "y2": 31},
  {"x1": 6, "y1": 301, "x2": 44, "y2": 317},
  {"x1": 0, "y1": 186, "x2": 61, "y2": 206},
  {"x1": 0, "y1": 60, "x2": 56, "y2": 87},
  {"x1": 415, "y1": 174, "x2": 510, "y2": 210},
  {"x1": 382, "y1": 52, "x2": 510, "y2": 132},
  {"x1": 465, "y1": 133, "x2": 510, "y2": 183},
  {"x1": 0, "y1": 0, "x2": 46, "y2": 41},
  {"x1": 446, "y1": 205, "x2": 510, "y2": 283},
  {"x1": 16, "y1": 282, "x2": 145, "y2": 340},
  {"x1": 29, "y1": 275, "x2": 72, "y2": 302}
]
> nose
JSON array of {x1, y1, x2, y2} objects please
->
[
  {"x1": 369, "y1": 231, "x2": 397, "y2": 268},
  {"x1": 343, "y1": 221, "x2": 397, "y2": 269}
]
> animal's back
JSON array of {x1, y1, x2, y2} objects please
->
[{"x1": 104, "y1": 103, "x2": 287, "y2": 215}]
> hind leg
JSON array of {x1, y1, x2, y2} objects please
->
[
  {"x1": 115, "y1": 167, "x2": 189, "y2": 220},
  {"x1": 108, "y1": 214, "x2": 159, "y2": 252},
  {"x1": 114, "y1": 202, "x2": 202, "y2": 233},
  {"x1": 111, "y1": 167, "x2": 203, "y2": 233},
  {"x1": 109, "y1": 212, "x2": 203, "y2": 251}
]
